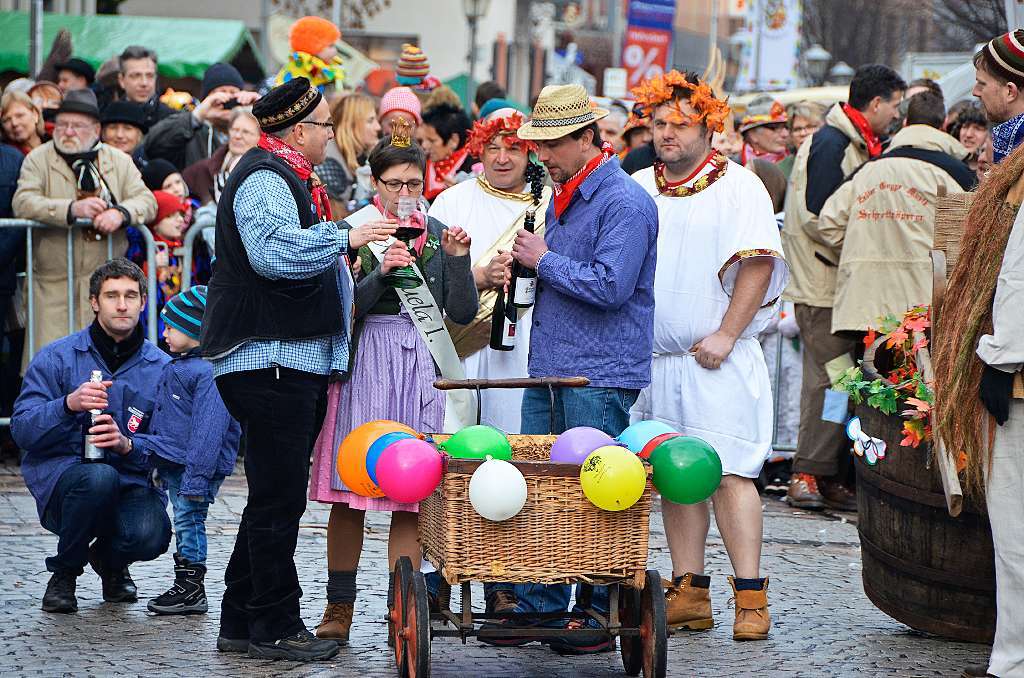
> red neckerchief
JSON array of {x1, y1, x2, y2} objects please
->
[
  {"x1": 739, "y1": 142, "x2": 787, "y2": 165},
  {"x1": 552, "y1": 141, "x2": 615, "y2": 220},
  {"x1": 841, "y1": 103, "x2": 883, "y2": 158},
  {"x1": 257, "y1": 133, "x2": 333, "y2": 221},
  {"x1": 424, "y1": 147, "x2": 470, "y2": 200},
  {"x1": 371, "y1": 194, "x2": 429, "y2": 255}
]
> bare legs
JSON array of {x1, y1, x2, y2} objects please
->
[
  {"x1": 325, "y1": 503, "x2": 421, "y2": 571},
  {"x1": 661, "y1": 475, "x2": 763, "y2": 579}
]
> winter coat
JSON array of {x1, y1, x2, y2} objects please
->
[
  {"x1": 781, "y1": 103, "x2": 871, "y2": 307},
  {"x1": 132, "y1": 350, "x2": 240, "y2": 497},
  {"x1": 12, "y1": 142, "x2": 157, "y2": 362},
  {"x1": 816, "y1": 124, "x2": 975, "y2": 333},
  {"x1": 144, "y1": 111, "x2": 223, "y2": 171},
  {"x1": 11, "y1": 327, "x2": 169, "y2": 519}
]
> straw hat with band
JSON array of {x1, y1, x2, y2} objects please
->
[
  {"x1": 517, "y1": 84, "x2": 608, "y2": 141},
  {"x1": 738, "y1": 95, "x2": 787, "y2": 134}
]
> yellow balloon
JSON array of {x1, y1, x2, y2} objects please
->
[{"x1": 579, "y1": 445, "x2": 647, "y2": 511}]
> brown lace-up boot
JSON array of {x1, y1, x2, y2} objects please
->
[
  {"x1": 728, "y1": 576, "x2": 771, "y2": 641},
  {"x1": 316, "y1": 602, "x2": 354, "y2": 644},
  {"x1": 663, "y1": 573, "x2": 713, "y2": 630}
]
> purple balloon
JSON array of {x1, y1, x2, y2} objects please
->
[{"x1": 550, "y1": 426, "x2": 615, "y2": 464}]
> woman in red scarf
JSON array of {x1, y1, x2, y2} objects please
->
[{"x1": 416, "y1": 102, "x2": 475, "y2": 201}]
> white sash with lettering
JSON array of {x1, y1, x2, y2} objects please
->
[{"x1": 345, "y1": 204, "x2": 475, "y2": 431}]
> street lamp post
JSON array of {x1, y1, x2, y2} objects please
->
[
  {"x1": 463, "y1": 0, "x2": 493, "y2": 103},
  {"x1": 828, "y1": 61, "x2": 855, "y2": 86},
  {"x1": 803, "y1": 43, "x2": 831, "y2": 87}
]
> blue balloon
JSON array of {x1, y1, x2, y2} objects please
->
[
  {"x1": 616, "y1": 420, "x2": 679, "y2": 453},
  {"x1": 366, "y1": 431, "x2": 416, "y2": 485}
]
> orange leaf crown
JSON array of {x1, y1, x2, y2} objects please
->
[
  {"x1": 628, "y1": 70, "x2": 730, "y2": 134},
  {"x1": 465, "y1": 111, "x2": 538, "y2": 159}
]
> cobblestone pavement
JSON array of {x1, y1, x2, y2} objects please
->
[{"x1": 0, "y1": 462, "x2": 988, "y2": 677}]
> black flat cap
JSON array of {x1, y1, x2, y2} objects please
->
[
  {"x1": 252, "y1": 77, "x2": 322, "y2": 133},
  {"x1": 102, "y1": 101, "x2": 149, "y2": 134},
  {"x1": 56, "y1": 58, "x2": 96, "y2": 84}
]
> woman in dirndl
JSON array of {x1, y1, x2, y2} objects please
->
[{"x1": 307, "y1": 131, "x2": 478, "y2": 643}]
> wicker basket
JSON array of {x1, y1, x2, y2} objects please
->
[{"x1": 419, "y1": 437, "x2": 652, "y2": 589}]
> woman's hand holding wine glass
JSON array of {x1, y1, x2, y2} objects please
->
[{"x1": 381, "y1": 241, "x2": 414, "y2": 274}]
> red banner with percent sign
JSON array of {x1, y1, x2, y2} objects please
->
[{"x1": 623, "y1": 26, "x2": 673, "y2": 88}]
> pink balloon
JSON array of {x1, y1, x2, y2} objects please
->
[
  {"x1": 550, "y1": 426, "x2": 615, "y2": 464},
  {"x1": 376, "y1": 438, "x2": 443, "y2": 503}
]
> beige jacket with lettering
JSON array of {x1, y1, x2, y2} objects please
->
[
  {"x1": 814, "y1": 124, "x2": 971, "y2": 333},
  {"x1": 781, "y1": 103, "x2": 869, "y2": 307},
  {"x1": 12, "y1": 141, "x2": 156, "y2": 360}
]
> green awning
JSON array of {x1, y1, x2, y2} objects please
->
[{"x1": 0, "y1": 11, "x2": 263, "y2": 80}]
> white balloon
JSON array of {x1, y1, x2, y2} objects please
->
[{"x1": 469, "y1": 456, "x2": 528, "y2": 522}]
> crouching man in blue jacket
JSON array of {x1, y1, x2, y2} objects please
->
[{"x1": 12, "y1": 258, "x2": 171, "y2": 613}]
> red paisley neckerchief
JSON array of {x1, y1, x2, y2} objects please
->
[
  {"x1": 841, "y1": 103, "x2": 883, "y2": 158},
  {"x1": 739, "y1": 142, "x2": 787, "y2": 166},
  {"x1": 424, "y1": 147, "x2": 470, "y2": 200},
  {"x1": 258, "y1": 133, "x2": 333, "y2": 221},
  {"x1": 552, "y1": 141, "x2": 616, "y2": 220}
]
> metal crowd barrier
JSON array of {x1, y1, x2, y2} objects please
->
[
  {"x1": 179, "y1": 224, "x2": 214, "y2": 291},
  {"x1": 0, "y1": 219, "x2": 159, "y2": 427}
]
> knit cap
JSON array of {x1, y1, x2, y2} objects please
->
[
  {"x1": 378, "y1": 86, "x2": 422, "y2": 123},
  {"x1": 984, "y1": 30, "x2": 1024, "y2": 79},
  {"x1": 396, "y1": 44, "x2": 430, "y2": 86},
  {"x1": 162, "y1": 285, "x2": 207, "y2": 340},
  {"x1": 141, "y1": 159, "x2": 179, "y2": 191},
  {"x1": 290, "y1": 16, "x2": 341, "y2": 56},
  {"x1": 149, "y1": 190, "x2": 187, "y2": 226},
  {"x1": 201, "y1": 62, "x2": 245, "y2": 99}
]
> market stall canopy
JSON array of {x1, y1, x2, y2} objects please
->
[{"x1": 0, "y1": 10, "x2": 265, "y2": 81}]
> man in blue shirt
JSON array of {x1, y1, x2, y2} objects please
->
[
  {"x1": 201, "y1": 77, "x2": 389, "y2": 662},
  {"x1": 12, "y1": 258, "x2": 171, "y2": 614},
  {"x1": 509, "y1": 84, "x2": 658, "y2": 654}
]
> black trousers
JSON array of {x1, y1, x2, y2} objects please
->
[{"x1": 215, "y1": 367, "x2": 328, "y2": 643}]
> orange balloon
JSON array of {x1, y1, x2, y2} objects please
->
[{"x1": 338, "y1": 420, "x2": 417, "y2": 497}]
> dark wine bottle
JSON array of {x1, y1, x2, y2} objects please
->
[
  {"x1": 488, "y1": 287, "x2": 516, "y2": 351},
  {"x1": 509, "y1": 162, "x2": 546, "y2": 309}
]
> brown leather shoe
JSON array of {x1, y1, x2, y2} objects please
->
[
  {"x1": 818, "y1": 479, "x2": 857, "y2": 512},
  {"x1": 663, "y1": 574, "x2": 713, "y2": 630},
  {"x1": 315, "y1": 602, "x2": 354, "y2": 645},
  {"x1": 728, "y1": 576, "x2": 771, "y2": 641},
  {"x1": 786, "y1": 473, "x2": 825, "y2": 509}
]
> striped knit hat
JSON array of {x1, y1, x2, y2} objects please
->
[
  {"x1": 983, "y1": 30, "x2": 1024, "y2": 80},
  {"x1": 396, "y1": 44, "x2": 430, "y2": 86},
  {"x1": 162, "y1": 285, "x2": 207, "y2": 340}
]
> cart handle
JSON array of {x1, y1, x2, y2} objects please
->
[
  {"x1": 432, "y1": 377, "x2": 590, "y2": 391},
  {"x1": 434, "y1": 377, "x2": 591, "y2": 430}
]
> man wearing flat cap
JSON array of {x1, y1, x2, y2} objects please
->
[
  {"x1": 202, "y1": 76, "x2": 389, "y2": 662},
  {"x1": 503, "y1": 84, "x2": 659, "y2": 654}
]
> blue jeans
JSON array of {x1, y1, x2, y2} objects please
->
[
  {"x1": 40, "y1": 463, "x2": 171, "y2": 575},
  {"x1": 157, "y1": 462, "x2": 224, "y2": 565},
  {"x1": 511, "y1": 386, "x2": 639, "y2": 618}
]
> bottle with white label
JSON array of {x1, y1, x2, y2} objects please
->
[
  {"x1": 510, "y1": 163, "x2": 546, "y2": 309},
  {"x1": 488, "y1": 286, "x2": 516, "y2": 351},
  {"x1": 83, "y1": 370, "x2": 105, "y2": 463}
]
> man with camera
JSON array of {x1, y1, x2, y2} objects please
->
[{"x1": 144, "y1": 63, "x2": 259, "y2": 171}]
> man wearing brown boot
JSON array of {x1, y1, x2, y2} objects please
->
[{"x1": 629, "y1": 70, "x2": 788, "y2": 641}]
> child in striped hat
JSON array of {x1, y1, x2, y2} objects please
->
[{"x1": 133, "y1": 285, "x2": 241, "y2": 616}]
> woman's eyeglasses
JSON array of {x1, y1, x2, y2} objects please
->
[{"x1": 381, "y1": 179, "x2": 424, "y2": 192}]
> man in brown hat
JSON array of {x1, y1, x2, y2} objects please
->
[
  {"x1": 12, "y1": 88, "x2": 155, "y2": 364},
  {"x1": 504, "y1": 83, "x2": 658, "y2": 655},
  {"x1": 202, "y1": 76, "x2": 389, "y2": 662}
]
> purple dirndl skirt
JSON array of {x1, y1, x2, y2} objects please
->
[{"x1": 308, "y1": 312, "x2": 445, "y2": 512}]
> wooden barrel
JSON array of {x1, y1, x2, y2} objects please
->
[{"x1": 855, "y1": 405, "x2": 995, "y2": 643}]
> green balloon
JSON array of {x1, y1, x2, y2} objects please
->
[
  {"x1": 440, "y1": 425, "x2": 512, "y2": 460},
  {"x1": 649, "y1": 436, "x2": 722, "y2": 504}
]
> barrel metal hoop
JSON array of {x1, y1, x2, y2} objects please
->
[
  {"x1": 860, "y1": 578, "x2": 994, "y2": 644},
  {"x1": 857, "y1": 460, "x2": 985, "y2": 514},
  {"x1": 857, "y1": 530, "x2": 996, "y2": 591}
]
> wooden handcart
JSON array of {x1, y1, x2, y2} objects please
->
[{"x1": 387, "y1": 377, "x2": 667, "y2": 678}]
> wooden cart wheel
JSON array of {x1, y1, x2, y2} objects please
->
[
  {"x1": 640, "y1": 570, "x2": 668, "y2": 678},
  {"x1": 402, "y1": 571, "x2": 432, "y2": 678},
  {"x1": 391, "y1": 556, "x2": 414, "y2": 676},
  {"x1": 618, "y1": 583, "x2": 643, "y2": 676}
]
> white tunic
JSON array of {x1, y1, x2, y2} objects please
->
[
  {"x1": 630, "y1": 156, "x2": 790, "y2": 478},
  {"x1": 428, "y1": 178, "x2": 535, "y2": 434}
]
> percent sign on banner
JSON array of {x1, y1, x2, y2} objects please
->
[{"x1": 623, "y1": 26, "x2": 672, "y2": 86}]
